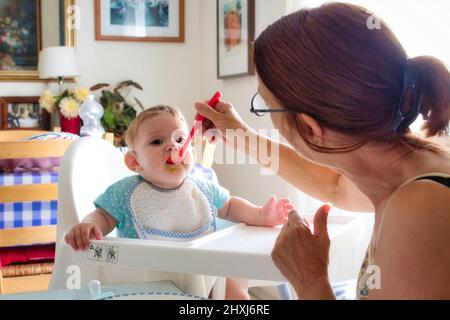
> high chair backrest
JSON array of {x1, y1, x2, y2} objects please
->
[{"x1": 56, "y1": 137, "x2": 133, "y2": 237}]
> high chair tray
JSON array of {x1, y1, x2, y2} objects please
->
[{"x1": 77, "y1": 215, "x2": 364, "y2": 282}]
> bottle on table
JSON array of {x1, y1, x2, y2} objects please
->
[{"x1": 79, "y1": 95, "x2": 105, "y2": 138}]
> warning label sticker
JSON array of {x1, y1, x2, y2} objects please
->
[{"x1": 87, "y1": 244, "x2": 119, "y2": 264}]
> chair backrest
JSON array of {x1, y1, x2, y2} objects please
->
[
  {"x1": 56, "y1": 138, "x2": 134, "y2": 236},
  {"x1": 0, "y1": 132, "x2": 72, "y2": 160},
  {"x1": 0, "y1": 130, "x2": 48, "y2": 142}
]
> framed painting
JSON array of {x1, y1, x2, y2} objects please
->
[
  {"x1": 0, "y1": 96, "x2": 50, "y2": 130},
  {"x1": 95, "y1": 0, "x2": 185, "y2": 42},
  {"x1": 217, "y1": 0, "x2": 255, "y2": 79},
  {"x1": 0, "y1": 0, "x2": 77, "y2": 82},
  {"x1": 0, "y1": 0, "x2": 41, "y2": 79}
]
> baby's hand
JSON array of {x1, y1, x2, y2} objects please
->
[
  {"x1": 259, "y1": 196, "x2": 295, "y2": 227},
  {"x1": 64, "y1": 223, "x2": 103, "y2": 251}
]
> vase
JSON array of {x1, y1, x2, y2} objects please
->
[{"x1": 59, "y1": 112, "x2": 81, "y2": 135}]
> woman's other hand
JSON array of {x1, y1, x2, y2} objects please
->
[{"x1": 271, "y1": 204, "x2": 335, "y2": 299}]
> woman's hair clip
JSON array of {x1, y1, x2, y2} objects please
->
[{"x1": 392, "y1": 65, "x2": 422, "y2": 133}]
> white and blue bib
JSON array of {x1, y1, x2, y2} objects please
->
[
  {"x1": 94, "y1": 169, "x2": 230, "y2": 241},
  {"x1": 127, "y1": 177, "x2": 216, "y2": 241}
]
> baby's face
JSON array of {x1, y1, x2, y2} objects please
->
[{"x1": 132, "y1": 114, "x2": 194, "y2": 188}]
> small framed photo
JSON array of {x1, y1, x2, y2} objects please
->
[
  {"x1": 217, "y1": 0, "x2": 255, "y2": 79},
  {"x1": 95, "y1": 0, "x2": 185, "y2": 43},
  {"x1": 0, "y1": 96, "x2": 50, "y2": 130}
]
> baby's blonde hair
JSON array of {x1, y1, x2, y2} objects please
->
[{"x1": 125, "y1": 105, "x2": 186, "y2": 150}]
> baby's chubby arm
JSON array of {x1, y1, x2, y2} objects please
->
[
  {"x1": 218, "y1": 196, "x2": 294, "y2": 227},
  {"x1": 64, "y1": 208, "x2": 118, "y2": 251}
]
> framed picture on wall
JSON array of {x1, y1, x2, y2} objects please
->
[
  {"x1": 217, "y1": 0, "x2": 255, "y2": 79},
  {"x1": 0, "y1": 0, "x2": 42, "y2": 81},
  {"x1": 95, "y1": 0, "x2": 185, "y2": 42},
  {"x1": 0, "y1": 0, "x2": 77, "y2": 82},
  {"x1": 0, "y1": 96, "x2": 50, "y2": 130}
]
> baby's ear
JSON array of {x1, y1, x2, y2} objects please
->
[{"x1": 124, "y1": 151, "x2": 139, "y2": 172}]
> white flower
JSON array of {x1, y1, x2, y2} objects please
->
[
  {"x1": 39, "y1": 90, "x2": 56, "y2": 113},
  {"x1": 59, "y1": 97, "x2": 80, "y2": 119},
  {"x1": 74, "y1": 87, "x2": 90, "y2": 102}
]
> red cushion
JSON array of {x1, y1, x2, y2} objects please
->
[{"x1": 0, "y1": 244, "x2": 55, "y2": 268}]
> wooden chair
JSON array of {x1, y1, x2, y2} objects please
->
[
  {"x1": 0, "y1": 130, "x2": 74, "y2": 294},
  {"x1": 0, "y1": 130, "x2": 115, "y2": 295}
]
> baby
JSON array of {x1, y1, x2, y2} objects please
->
[{"x1": 65, "y1": 105, "x2": 294, "y2": 299}]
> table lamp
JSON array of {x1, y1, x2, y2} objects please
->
[{"x1": 38, "y1": 46, "x2": 80, "y2": 92}]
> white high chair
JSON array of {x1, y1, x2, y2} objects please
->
[
  {"x1": 50, "y1": 137, "x2": 222, "y2": 297},
  {"x1": 50, "y1": 138, "x2": 369, "y2": 299}
]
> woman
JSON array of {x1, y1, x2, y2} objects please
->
[{"x1": 194, "y1": 3, "x2": 450, "y2": 299}]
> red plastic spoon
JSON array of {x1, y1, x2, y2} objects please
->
[{"x1": 166, "y1": 91, "x2": 222, "y2": 165}]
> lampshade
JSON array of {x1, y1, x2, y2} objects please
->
[{"x1": 38, "y1": 46, "x2": 80, "y2": 79}]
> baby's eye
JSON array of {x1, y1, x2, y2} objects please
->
[
  {"x1": 150, "y1": 139, "x2": 163, "y2": 145},
  {"x1": 176, "y1": 137, "x2": 185, "y2": 144}
]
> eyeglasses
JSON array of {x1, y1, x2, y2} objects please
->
[{"x1": 250, "y1": 92, "x2": 299, "y2": 116}]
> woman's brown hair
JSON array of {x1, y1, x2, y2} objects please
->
[{"x1": 253, "y1": 2, "x2": 450, "y2": 152}]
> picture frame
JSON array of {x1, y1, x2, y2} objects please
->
[
  {"x1": 0, "y1": 0, "x2": 77, "y2": 82},
  {"x1": 95, "y1": 0, "x2": 185, "y2": 43},
  {"x1": 217, "y1": 0, "x2": 255, "y2": 79},
  {"x1": 0, "y1": 96, "x2": 50, "y2": 130},
  {"x1": 0, "y1": 0, "x2": 41, "y2": 80}
]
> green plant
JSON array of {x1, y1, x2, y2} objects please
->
[{"x1": 90, "y1": 80, "x2": 145, "y2": 145}]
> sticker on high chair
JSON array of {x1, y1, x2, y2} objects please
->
[{"x1": 88, "y1": 244, "x2": 119, "y2": 264}]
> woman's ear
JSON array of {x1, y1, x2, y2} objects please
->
[
  {"x1": 298, "y1": 113, "x2": 324, "y2": 143},
  {"x1": 124, "y1": 151, "x2": 140, "y2": 172}
]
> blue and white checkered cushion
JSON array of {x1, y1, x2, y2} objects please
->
[{"x1": 0, "y1": 171, "x2": 59, "y2": 230}]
